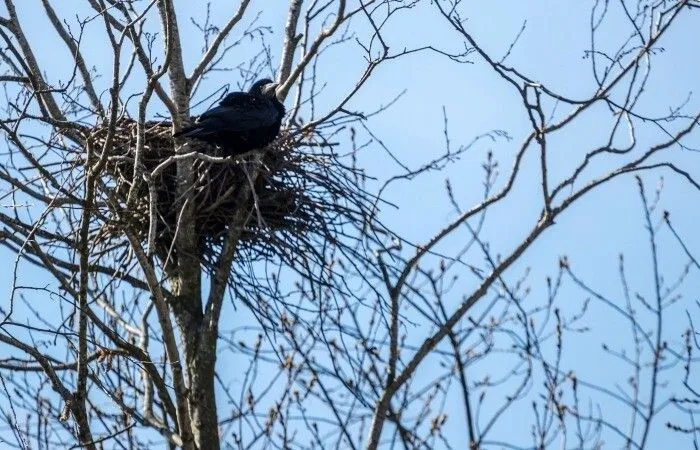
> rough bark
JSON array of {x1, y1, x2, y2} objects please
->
[{"x1": 158, "y1": 0, "x2": 220, "y2": 448}]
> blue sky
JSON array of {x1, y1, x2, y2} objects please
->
[{"x1": 1, "y1": 1, "x2": 699, "y2": 448}]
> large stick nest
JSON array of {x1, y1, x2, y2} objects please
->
[{"x1": 89, "y1": 118, "x2": 371, "y2": 274}]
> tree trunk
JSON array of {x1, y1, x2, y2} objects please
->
[
  {"x1": 156, "y1": 0, "x2": 222, "y2": 446},
  {"x1": 186, "y1": 344, "x2": 219, "y2": 450},
  {"x1": 170, "y1": 275, "x2": 220, "y2": 450}
]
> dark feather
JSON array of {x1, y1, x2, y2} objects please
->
[{"x1": 174, "y1": 78, "x2": 285, "y2": 156}]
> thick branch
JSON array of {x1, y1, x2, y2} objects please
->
[
  {"x1": 278, "y1": 0, "x2": 304, "y2": 85},
  {"x1": 277, "y1": 0, "x2": 346, "y2": 100}
]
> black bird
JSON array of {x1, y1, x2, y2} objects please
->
[{"x1": 175, "y1": 78, "x2": 285, "y2": 155}]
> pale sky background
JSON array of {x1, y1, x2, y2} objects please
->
[{"x1": 1, "y1": 1, "x2": 699, "y2": 448}]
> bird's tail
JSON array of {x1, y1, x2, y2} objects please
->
[
  {"x1": 173, "y1": 125, "x2": 212, "y2": 139},
  {"x1": 173, "y1": 125, "x2": 196, "y2": 138}
]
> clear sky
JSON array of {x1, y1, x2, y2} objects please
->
[{"x1": 1, "y1": 1, "x2": 699, "y2": 448}]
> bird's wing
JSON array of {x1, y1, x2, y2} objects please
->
[
  {"x1": 197, "y1": 100, "x2": 279, "y2": 133},
  {"x1": 218, "y1": 92, "x2": 249, "y2": 107}
]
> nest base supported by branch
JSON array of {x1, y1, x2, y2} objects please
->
[{"x1": 85, "y1": 118, "x2": 370, "y2": 275}]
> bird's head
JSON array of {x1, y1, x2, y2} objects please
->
[{"x1": 250, "y1": 78, "x2": 279, "y2": 100}]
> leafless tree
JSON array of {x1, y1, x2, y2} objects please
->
[{"x1": 0, "y1": 0, "x2": 698, "y2": 449}]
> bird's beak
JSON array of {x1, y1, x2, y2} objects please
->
[{"x1": 262, "y1": 82, "x2": 279, "y2": 99}]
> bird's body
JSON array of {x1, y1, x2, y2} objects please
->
[{"x1": 175, "y1": 79, "x2": 285, "y2": 155}]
